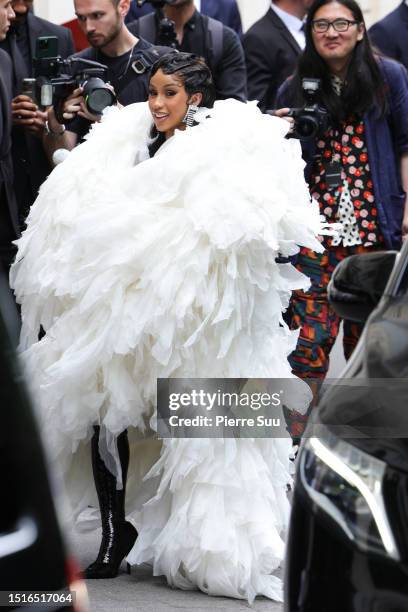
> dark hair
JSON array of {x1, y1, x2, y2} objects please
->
[
  {"x1": 148, "y1": 52, "x2": 215, "y2": 155},
  {"x1": 288, "y1": 0, "x2": 386, "y2": 123},
  {"x1": 150, "y1": 52, "x2": 216, "y2": 108}
]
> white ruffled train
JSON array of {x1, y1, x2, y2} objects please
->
[
  {"x1": 11, "y1": 99, "x2": 323, "y2": 602},
  {"x1": 128, "y1": 437, "x2": 292, "y2": 602}
]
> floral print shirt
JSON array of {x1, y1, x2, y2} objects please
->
[{"x1": 310, "y1": 77, "x2": 384, "y2": 248}]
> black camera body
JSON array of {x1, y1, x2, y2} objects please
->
[
  {"x1": 287, "y1": 78, "x2": 328, "y2": 140},
  {"x1": 137, "y1": 0, "x2": 178, "y2": 48},
  {"x1": 33, "y1": 36, "x2": 117, "y2": 122}
]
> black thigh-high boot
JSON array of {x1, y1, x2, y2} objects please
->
[{"x1": 85, "y1": 427, "x2": 138, "y2": 579}]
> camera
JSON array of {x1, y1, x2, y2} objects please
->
[
  {"x1": 137, "y1": 0, "x2": 178, "y2": 48},
  {"x1": 286, "y1": 78, "x2": 328, "y2": 140},
  {"x1": 33, "y1": 36, "x2": 117, "y2": 122}
]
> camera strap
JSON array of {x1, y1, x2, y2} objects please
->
[
  {"x1": 320, "y1": 126, "x2": 343, "y2": 192},
  {"x1": 323, "y1": 160, "x2": 342, "y2": 191}
]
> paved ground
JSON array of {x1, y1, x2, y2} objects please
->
[{"x1": 71, "y1": 529, "x2": 283, "y2": 612}]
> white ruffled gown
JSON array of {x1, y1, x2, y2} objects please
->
[{"x1": 11, "y1": 99, "x2": 323, "y2": 602}]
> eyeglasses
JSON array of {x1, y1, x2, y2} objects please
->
[{"x1": 311, "y1": 18, "x2": 359, "y2": 33}]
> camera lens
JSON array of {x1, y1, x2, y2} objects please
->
[
  {"x1": 82, "y1": 78, "x2": 116, "y2": 115},
  {"x1": 297, "y1": 116, "x2": 319, "y2": 139},
  {"x1": 87, "y1": 89, "x2": 115, "y2": 114}
]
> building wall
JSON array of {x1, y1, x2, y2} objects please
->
[
  {"x1": 34, "y1": 0, "x2": 74, "y2": 24},
  {"x1": 34, "y1": 0, "x2": 402, "y2": 31},
  {"x1": 357, "y1": 0, "x2": 400, "y2": 28}
]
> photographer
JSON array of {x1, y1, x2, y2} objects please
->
[
  {"x1": 0, "y1": 1, "x2": 19, "y2": 279},
  {"x1": 275, "y1": 0, "x2": 408, "y2": 430},
  {"x1": 0, "y1": 0, "x2": 74, "y2": 218},
  {"x1": 125, "y1": 0, "x2": 243, "y2": 37},
  {"x1": 127, "y1": 0, "x2": 247, "y2": 101},
  {"x1": 43, "y1": 0, "x2": 170, "y2": 162}
]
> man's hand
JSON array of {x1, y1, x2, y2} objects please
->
[
  {"x1": 12, "y1": 94, "x2": 47, "y2": 136},
  {"x1": 273, "y1": 107, "x2": 291, "y2": 118},
  {"x1": 62, "y1": 87, "x2": 101, "y2": 123},
  {"x1": 270, "y1": 107, "x2": 295, "y2": 129}
]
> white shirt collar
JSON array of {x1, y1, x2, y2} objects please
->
[{"x1": 270, "y1": 1, "x2": 305, "y2": 33}]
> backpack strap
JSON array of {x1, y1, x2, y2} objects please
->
[
  {"x1": 130, "y1": 45, "x2": 164, "y2": 75},
  {"x1": 116, "y1": 45, "x2": 165, "y2": 95},
  {"x1": 133, "y1": 13, "x2": 157, "y2": 44}
]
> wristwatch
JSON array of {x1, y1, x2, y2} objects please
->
[{"x1": 45, "y1": 120, "x2": 66, "y2": 137}]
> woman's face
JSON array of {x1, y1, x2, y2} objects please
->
[
  {"x1": 311, "y1": 2, "x2": 364, "y2": 70},
  {"x1": 148, "y1": 69, "x2": 202, "y2": 140}
]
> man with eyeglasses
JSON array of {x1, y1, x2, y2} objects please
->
[
  {"x1": 275, "y1": 0, "x2": 408, "y2": 439},
  {"x1": 369, "y1": 1, "x2": 408, "y2": 71},
  {"x1": 243, "y1": 0, "x2": 313, "y2": 112}
]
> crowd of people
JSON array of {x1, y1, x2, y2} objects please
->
[{"x1": 2, "y1": 0, "x2": 408, "y2": 603}]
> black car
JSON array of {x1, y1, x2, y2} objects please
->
[
  {"x1": 0, "y1": 276, "x2": 89, "y2": 612},
  {"x1": 285, "y1": 239, "x2": 408, "y2": 612}
]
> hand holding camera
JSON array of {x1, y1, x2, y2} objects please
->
[
  {"x1": 60, "y1": 86, "x2": 103, "y2": 123},
  {"x1": 34, "y1": 36, "x2": 117, "y2": 125},
  {"x1": 272, "y1": 106, "x2": 295, "y2": 129},
  {"x1": 12, "y1": 94, "x2": 47, "y2": 137},
  {"x1": 270, "y1": 79, "x2": 329, "y2": 140}
]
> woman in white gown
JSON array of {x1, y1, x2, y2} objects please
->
[{"x1": 11, "y1": 53, "x2": 323, "y2": 602}]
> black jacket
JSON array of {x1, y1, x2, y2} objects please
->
[
  {"x1": 369, "y1": 2, "x2": 408, "y2": 71},
  {"x1": 128, "y1": 10, "x2": 247, "y2": 101},
  {"x1": 0, "y1": 13, "x2": 74, "y2": 219},
  {"x1": 0, "y1": 49, "x2": 19, "y2": 249},
  {"x1": 243, "y1": 8, "x2": 302, "y2": 112}
]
